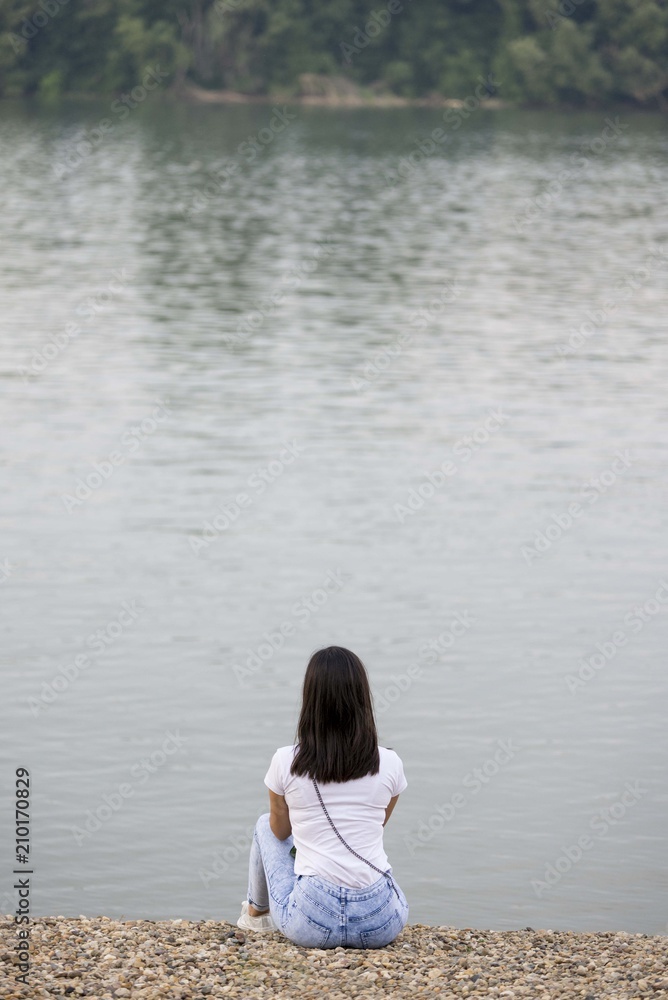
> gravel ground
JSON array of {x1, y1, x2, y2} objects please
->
[{"x1": 1, "y1": 915, "x2": 667, "y2": 999}]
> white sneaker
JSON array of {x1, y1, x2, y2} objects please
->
[{"x1": 236, "y1": 899, "x2": 277, "y2": 932}]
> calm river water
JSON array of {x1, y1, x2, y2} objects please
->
[{"x1": 1, "y1": 98, "x2": 667, "y2": 933}]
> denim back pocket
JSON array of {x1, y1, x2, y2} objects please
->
[
  {"x1": 283, "y1": 875, "x2": 339, "y2": 948},
  {"x1": 360, "y1": 906, "x2": 405, "y2": 949},
  {"x1": 284, "y1": 896, "x2": 333, "y2": 948}
]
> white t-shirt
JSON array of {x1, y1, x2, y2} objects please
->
[{"x1": 264, "y1": 744, "x2": 407, "y2": 888}]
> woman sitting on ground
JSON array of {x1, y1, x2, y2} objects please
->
[{"x1": 237, "y1": 645, "x2": 409, "y2": 949}]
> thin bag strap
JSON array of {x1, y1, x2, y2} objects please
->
[{"x1": 312, "y1": 777, "x2": 401, "y2": 901}]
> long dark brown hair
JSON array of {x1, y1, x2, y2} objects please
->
[{"x1": 290, "y1": 646, "x2": 380, "y2": 782}]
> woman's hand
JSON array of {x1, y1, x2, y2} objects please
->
[{"x1": 269, "y1": 789, "x2": 292, "y2": 840}]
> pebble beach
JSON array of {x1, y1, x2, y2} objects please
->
[{"x1": 1, "y1": 915, "x2": 667, "y2": 999}]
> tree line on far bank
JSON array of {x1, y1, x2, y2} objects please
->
[{"x1": 1, "y1": 0, "x2": 666, "y2": 108}]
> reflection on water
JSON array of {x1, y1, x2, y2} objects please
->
[{"x1": 1, "y1": 98, "x2": 667, "y2": 931}]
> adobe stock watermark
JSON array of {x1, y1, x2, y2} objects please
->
[
  {"x1": 544, "y1": 0, "x2": 589, "y2": 30},
  {"x1": 8, "y1": 0, "x2": 71, "y2": 54},
  {"x1": 340, "y1": 0, "x2": 413, "y2": 65},
  {"x1": 513, "y1": 117, "x2": 628, "y2": 233},
  {"x1": 376, "y1": 610, "x2": 476, "y2": 715},
  {"x1": 61, "y1": 399, "x2": 172, "y2": 513},
  {"x1": 520, "y1": 450, "x2": 633, "y2": 564},
  {"x1": 225, "y1": 240, "x2": 335, "y2": 347},
  {"x1": 554, "y1": 245, "x2": 668, "y2": 358},
  {"x1": 382, "y1": 77, "x2": 500, "y2": 187},
  {"x1": 53, "y1": 66, "x2": 170, "y2": 178},
  {"x1": 350, "y1": 279, "x2": 462, "y2": 391},
  {"x1": 71, "y1": 730, "x2": 188, "y2": 845},
  {"x1": 404, "y1": 739, "x2": 521, "y2": 855},
  {"x1": 189, "y1": 441, "x2": 304, "y2": 554},
  {"x1": 18, "y1": 269, "x2": 132, "y2": 380},
  {"x1": 530, "y1": 779, "x2": 649, "y2": 897},
  {"x1": 0, "y1": 558, "x2": 12, "y2": 584},
  {"x1": 199, "y1": 826, "x2": 255, "y2": 888},
  {"x1": 179, "y1": 107, "x2": 296, "y2": 218},
  {"x1": 393, "y1": 408, "x2": 508, "y2": 523},
  {"x1": 232, "y1": 569, "x2": 347, "y2": 686},
  {"x1": 27, "y1": 600, "x2": 145, "y2": 717},
  {"x1": 565, "y1": 579, "x2": 668, "y2": 694}
]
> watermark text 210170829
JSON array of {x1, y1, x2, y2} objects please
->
[{"x1": 14, "y1": 767, "x2": 32, "y2": 987}]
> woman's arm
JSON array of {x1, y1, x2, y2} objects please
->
[
  {"x1": 383, "y1": 794, "x2": 399, "y2": 826},
  {"x1": 269, "y1": 789, "x2": 292, "y2": 840}
]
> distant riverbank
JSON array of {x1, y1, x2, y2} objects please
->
[
  {"x1": 180, "y1": 75, "x2": 509, "y2": 110},
  {"x1": 2, "y1": 915, "x2": 666, "y2": 998},
  {"x1": 0, "y1": 74, "x2": 508, "y2": 110},
  {"x1": 2, "y1": 74, "x2": 652, "y2": 112}
]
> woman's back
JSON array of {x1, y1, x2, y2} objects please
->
[{"x1": 265, "y1": 743, "x2": 407, "y2": 888}]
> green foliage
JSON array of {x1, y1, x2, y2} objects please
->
[
  {"x1": 36, "y1": 66, "x2": 63, "y2": 100},
  {"x1": 383, "y1": 59, "x2": 413, "y2": 95},
  {"x1": 104, "y1": 13, "x2": 188, "y2": 91},
  {"x1": 549, "y1": 21, "x2": 612, "y2": 103},
  {"x1": 0, "y1": 0, "x2": 665, "y2": 105},
  {"x1": 505, "y1": 35, "x2": 553, "y2": 103},
  {"x1": 505, "y1": 20, "x2": 613, "y2": 105},
  {"x1": 438, "y1": 48, "x2": 489, "y2": 99}
]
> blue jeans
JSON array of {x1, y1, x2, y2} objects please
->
[{"x1": 246, "y1": 813, "x2": 409, "y2": 948}]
